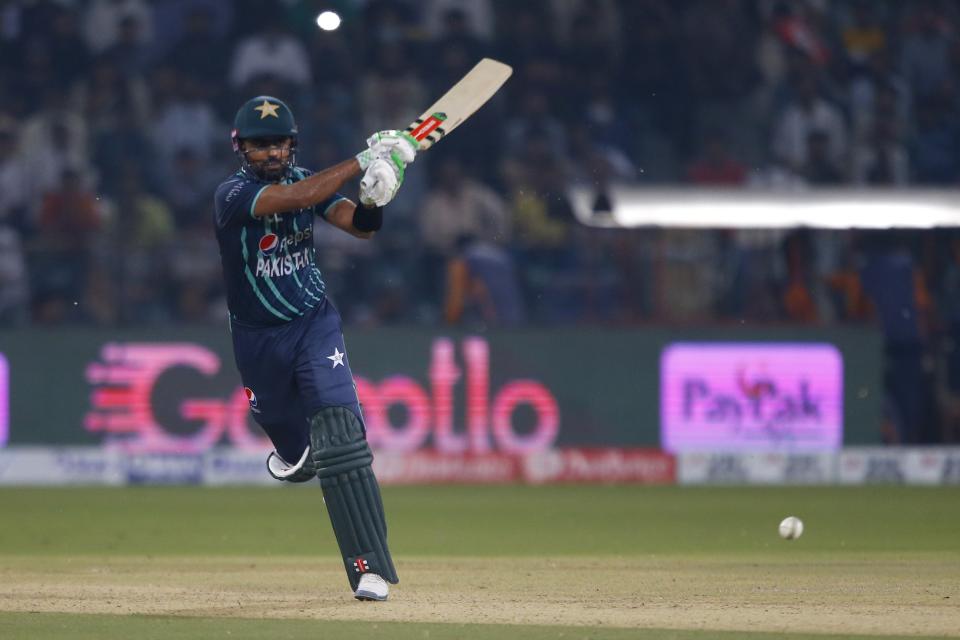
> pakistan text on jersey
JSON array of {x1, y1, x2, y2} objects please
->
[{"x1": 256, "y1": 249, "x2": 312, "y2": 277}]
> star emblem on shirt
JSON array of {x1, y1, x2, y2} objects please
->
[
  {"x1": 254, "y1": 99, "x2": 280, "y2": 119},
  {"x1": 327, "y1": 347, "x2": 345, "y2": 368}
]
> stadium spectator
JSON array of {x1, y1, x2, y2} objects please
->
[
  {"x1": 771, "y1": 69, "x2": 848, "y2": 173},
  {"x1": 80, "y1": 56, "x2": 151, "y2": 136},
  {"x1": 150, "y1": 73, "x2": 222, "y2": 172},
  {"x1": 159, "y1": 146, "x2": 224, "y2": 226},
  {"x1": 166, "y1": 225, "x2": 224, "y2": 324},
  {"x1": 567, "y1": 127, "x2": 636, "y2": 189},
  {"x1": 850, "y1": 71, "x2": 910, "y2": 149},
  {"x1": 852, "y1": 117, "x2": 910, "y2": 186},
  {"x1": 0, "y1": 119, "x2": 30, "y2": 233},
  {"x1": 715, "y1": 229, "x2": 789, "y2": 321},
  {"x1": 655, "y1": 229, "x2": 722, "y2": 322},
  {"x1": 419, "y1": 158, "x2": 510, "y2": 298},
  {"x1": 82, "y1": 0, "x2": 153, "y2": 55},
  {"x1": 43, "y1": 4, "x2": 92, "y2": 88},
  {"x1": 769, "y1": 0, "x2": 833, "y2": 67},
  {"x1": 494, "y1": 3, "x2": 562, "y2": 83},
  {"x1": 899, "y1": 2, "x2": 956, "y2": 101},
  {"x1": 426, "y1": 7, "x2": 490, "y2": 95},
  {"x1": 151, "y1": 0, "x2": 233, "y2": 64},
  {"x1": 824, "y1": 238, "x2": 872, "y2": 323},
  {"x1": 166, "y1": 6, "x2": 229, "y2": 81},
  {"x1": 681, "y1": 0, "x2": 761, "y2": 134},
  {"x1": 570, "y1": 225, "x2": 626, "y2": 322},
  {"x1": 504, "y1": 135, "x2": 573, "y2": 263},
  {"x1": 110, "y1": 167, "x2": 174, "y2": 251},
  {"x1": 576, "y1": 76, "x2": 632, "y2": 157},
  {"x1": 358, "y1": 42, "x2": 426, "y2": 135},
  {"x1": 361, "y1": 0, "x2": 420, "y2": 58},
  {"x1": 910, "y1": 95, "x2": 960, "y2": 184},
  {"x1": 554, "y1": 0, "x2": 622, "y2": 54},
  {"x1": 780, "y1": 229, "x2": 822, "y2": 323},
  {"x1": 422, "y1": 0, "x2": 494, "y2": 41},
  {"x1": 839, "y1": 0, "x2": 889, "y2": 71},
  {"x1": 505, "y1": 134, "x2": 584, "y2": 321},
  {"x1": 685, "y1": 130, "x2": 748, "y2": 186},
  {"x1": 443, "y1": 232, "x2": 525, "y2": 327},
  {"x1": 561, "y1": 4, "x2": 620, "y2": 93},
  {"x1": 934, "y1": 232, "x2": 960, "y2": 443},
  {"x1": 106, "y1": 167, "x2": 174, "y2": 323},
  {"x1": 38, "y1": 168, "x2": 102, "y2": 241},
  {"x1": 295, "y1": 99, "x2": 359, "y2": 178},
  {"x1": 304, "y1": 15, "x2": 354, "y2": 104},
  {"x1": 747, "y1": 157, "x2": 806, "y2": 191},
  {"x1": 32, "y1": 168, "x2": 102, "y2": 324},
  {"x1": 618, "y1": 1, "x2": 682, "y2": 123},
  {"x1": 91, "y1": 102, "x2": 156, "y2": 198},
  {"x1": 0, "y1": 225, "x2": 28, "y2": 325},
  {"x1": 801, "y1": 129, "x2": 846, "y2": 185},
  {"x1": 228, "y1": 12, "x2": 311, "y2": 90},
  {"x1": 425, "y1": 15, "x2": 502, "y2": 171},
  {"x1": 102, "y1": 13, "x2": 152, "y2": 79},
  {"x1": 503, "y1": 89, "x2": 567, "y2": 159},
  {"x1": 859, "y1": 232, "x2": 935, "y2": 443},
  {"x1": 20, "y1": 92, "x2": 89, "y2": 202},
  {"x1": 420, "y1": 158, "x2": 510, "y2": 255}
]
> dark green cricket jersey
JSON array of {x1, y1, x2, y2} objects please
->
[{"x1": 213, "y1": 166, "x2": 346, "y2": 327}]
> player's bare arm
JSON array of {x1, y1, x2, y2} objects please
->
[
  {"x1": 324, "y1": 198, "x2": 377, "y2": 240},
  {"x1": 251, "y1": 148, "x2": 361, "y2": 216},
  {"x1": 245, "y1": 134, "x2": 414, "y2": 219}
]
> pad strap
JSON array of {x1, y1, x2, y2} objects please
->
[{"x1": 266, "y1": 447, "x2": 315, "y2": 483}]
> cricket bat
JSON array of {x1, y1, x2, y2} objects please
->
[
  {"x1": 359, "y1": 59, "x2": 511, "y2": 204},
  {"x1": 405, "y1": 58, "x2": 513, "y2": 150}
]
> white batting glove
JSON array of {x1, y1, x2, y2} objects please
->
[
  {"x1": 359, "y1": 158, "x2": 401, "y2": 207},
  {"x1": 355, "y1": 148, "x2": 376, "y2": 171},
  {"x1": 367, "y1": 130, "x2": 419, "y2": 165},
  {"x1": 355, "y1": 131, "x2": 417, "y2": 172}
]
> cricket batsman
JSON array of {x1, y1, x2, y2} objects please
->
[{"x1": 213, "y1": 96, "x2": 417, "y2": 601}]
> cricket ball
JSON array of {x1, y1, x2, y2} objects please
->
[{"x1": 778, "y1": 516, "x2": 804, "y2": 540}]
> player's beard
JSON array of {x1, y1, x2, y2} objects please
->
[{"x1": 253, "y1": 158, "x2": 289, "y2": 182}]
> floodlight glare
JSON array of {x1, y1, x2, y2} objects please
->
[{"x1": 316, "y1": 11, "x2": 341, "y2": 31}]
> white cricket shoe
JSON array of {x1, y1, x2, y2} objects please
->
[{"x1": 354, "y1": 573, "x2": 389, "y2": 601}]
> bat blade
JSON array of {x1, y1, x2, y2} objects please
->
[{"x1": 405, "y1": 58, "x2": 512, "y2": 150}]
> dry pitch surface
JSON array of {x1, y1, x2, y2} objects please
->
[
  {"x1": 1, "y1": 555, "x2": 958, "y2": 636},
  {"x1": 0, "y1": 486, "x2": 958, "y2": 638}
]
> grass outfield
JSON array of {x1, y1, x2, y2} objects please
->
[{"x1": 0, "y1": 485, "x2": 958, "y2": 639}]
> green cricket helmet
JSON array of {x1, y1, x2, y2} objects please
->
[
  {"x1": 231, "y1": 96, "x2": 299, "y2": 179},
  {"x1": 232, "y1": 96, "x2": 298, "y2": 145}
]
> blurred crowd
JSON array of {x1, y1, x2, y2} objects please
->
[{"x1": 1, "y1": 0, "x2": 960, "y2": 442}]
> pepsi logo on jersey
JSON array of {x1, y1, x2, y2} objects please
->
[
  {"x1": 243, "y1": 387, "x2": 261, "y2": 413},
  {"x1": 258, "y1": 226, "x2": 313, "y2": 256},
  {"x1": 259, "y1": 234, "x2": 279, "y2": 255}
]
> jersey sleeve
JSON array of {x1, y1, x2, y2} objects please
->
[
  {"x1": 293, "y1": 167, "x2": 349, "y2": 220},
  {"x1": 315, "y1": 193, "x2": 349, "y2": 220},
  {"x1": 214, "y1": 177, "x2": 270, "y2": 229}
]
